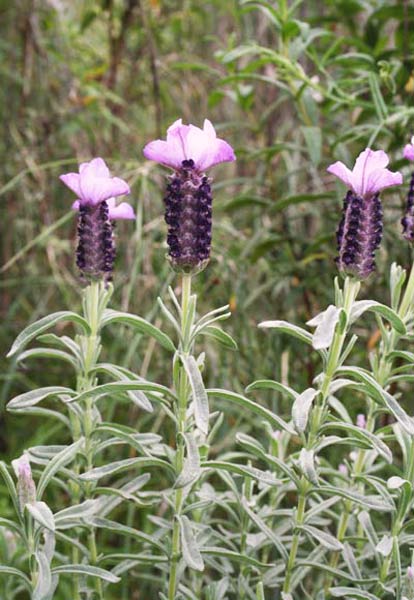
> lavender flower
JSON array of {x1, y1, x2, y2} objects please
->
[
  {"x1": 12, "y1": 454, "x2": 36, "y2": 511},
  {"x1": 328, "y1": 149, "x2": 402, "y2": 279},
  {"x1": 143, "y1": 119, "x2": 235, "y2": 273},
  {"x1": 60, "y1": 158, "x2": 135, "y2": 282},
  {"x1": 402, "y1": 137, "x2": 414, "y2": 242}
]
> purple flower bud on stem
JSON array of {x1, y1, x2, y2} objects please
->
[
  {"x1": 402, "y1": 172, "x2": 414, "y2": 243},
  {"x1": 164, "y1": 159, "x2": 213, "y2": 274},
  {"x1": 76, "y1": 200, "x2": 115, "y2": 283},
  {"x1": 13, "y1": 455, "x2": 36, "y2": 511},
  {"x1": 335, "y1": 191, "x2": 383, "y2": 280},
  {"x1": 356, "y1": 413, "x2": 366, "y2": 429}
]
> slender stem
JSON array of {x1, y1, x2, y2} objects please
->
[
  {"x1": 283, "y1": 277, "x2": 359, "y2": 596},
  {"x1": 72, "y1": 280, "x2": 108, "y2": 600},
  {"x1": 168, "y1": 273, "x2": 193, "y2": 600}
]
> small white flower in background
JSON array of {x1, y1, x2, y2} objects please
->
[{"x1": 12, "y1": 453, "x2": 36, "y2": 511}]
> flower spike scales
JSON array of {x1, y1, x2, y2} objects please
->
[
  {"x1": 402, "y1": 136, "x2": 414, "y2": 243},
  {"x1": 143, "y1": 119, "x2": 236, "y2": 274},
  {"x1": 60, "y1": 158, "x2": 135, "y2": 283},
  {"x1": 328, "y1": 148, "x2": 402, "y2": 280}
]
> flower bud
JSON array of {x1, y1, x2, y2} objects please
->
[
  {"x1": 12, "y1": 455, "x2": 36, "y2": 511},
  {"x1": 356, "y1": 413, "x2": 366, "y2": 429}
]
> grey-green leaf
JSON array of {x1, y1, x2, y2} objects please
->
[
  {"x1": 101, "y1": 309, "x2": 175, "y2": 352},
  {"x1": 181, "y1": 354, "x2": 209, "y2": 435},
  {"x1": 26, "y1": 501, "x2": 55, "y2": 532},
  {"x1": 178, "y1": 515, "x2": 204, "y2": 572},
  {"x1": 292, "y1": 388, "x2": 318, "y2": 433},
  {"x1": 7, "y1": 311, "x2": 90, "y2": 358}
]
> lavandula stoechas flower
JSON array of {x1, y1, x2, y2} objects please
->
[
  {"x1": 402, "y1": 137, "x2": 414, "y2": 242},
  {"x1": 143, "y1": 119, "x2": 235, "y2": 273},
  {"x1": 328, "y1": 149, "x2": 402, "y2": 279},
  {"x1": 60, "y1": 158, "x2": 135, "y2": 283}
]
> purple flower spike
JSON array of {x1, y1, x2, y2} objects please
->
[
  {"x1": 403, "y1": 137, "x2": 414, "y2": 162},
  {"x1": 402, "y1": 173, "x2": 414, "y2": 242},
  {"x1": 327, "y1": 148, "x2": 402, "y2": 199},
  {"x1": 143, "y1": 119, "x2": 235, "y2": 273},
  {"x1": 60, "y1": 158, "x2": 135, "y2": 282},
  {"x1": 143, "y1": 119, "x2": 236, "y2": 172},
  {"x1": 335, "y1": 190, "x2": 383, "y2": 280},
  {"x1": 328, "y1": 149, "x2": 402, "y2": 279}
]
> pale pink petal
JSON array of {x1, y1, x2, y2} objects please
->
[
  {"x1": 87, "y1": 157, "x2": 110, "y2": 178},
  {"x1": 72, "y1": 200, "x2": 80, "y2": 210},
  {"x1": 364, "y1": 168, "x2": 403, "y2": 196},
  {"x1": 198, "y1": 139, "x2": 236, "y2": 171},
  {"x1": 203, "y1": 119, "x2": 217, "y2": 139},
  {"x1": 403, "y1": 143, "x2": 414, "y2": 161},
  {"x1": 108, "y1": 201, "x2": 136, "y2": 220},
  {"x1": 327, "y1": 161, "x2": 354, "y2": 190},
  {"x1": 79, "y1": 171, "x2": 130, "y2": 205},
  {"x1": 143, "y1": 119, "x2": 235, "y2": 171},
  {"x1": 352, "y1": 149, "x2": 389, "y2": 196},
  {"x1": 59, "y1": 173, "x2": 81, "y2": 197},
  {"x1": 143, "y1": 140, "x2": 183, "y2": 169}
]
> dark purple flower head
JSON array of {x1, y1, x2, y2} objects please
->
[
  {"x1": 402, "y1": 172, "x2": 414, "y2": 243},
  {"x1": 60, "y1": 158, "x2": 135, "y2": 282},
  {"x1": 328, "y1": 149, "x2": 402, "y2": 280},
  {"x1": 143, "y1": 120, "x2": 235, "y2": 273}
]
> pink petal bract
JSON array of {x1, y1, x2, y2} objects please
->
[
  {"x1": 327, "y1": 148, "x2": 402, "y2": 197},
  {"x1": 143, "y1": 118, "x2": 236, "y2": 171},
  {"x1": 403, "y1": 143, "x2": 414, "y2": 161},
  {"x1": 60, "y1": 157, "x2": 130, "y2": 206}
]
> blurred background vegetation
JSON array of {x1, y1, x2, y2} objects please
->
[{"x1": 1, "y1": 0, "x2": 414, "y2": 490}]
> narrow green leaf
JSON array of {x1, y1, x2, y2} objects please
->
[
  {"x1": 52, "y1": 564, "x2": 120, "y2": 583},
  {"x1": 258, "y1": 320, "x2": 313, "y2": 345},
  {"x1": 199, "y1": 326, "x2": 238, "y2": 350},
  {"x1": 202, "y1": 460, "x2": 279, "y2": 486},
  {"x1": 79, "y1": 456, "x2": 174, "y2": 481},
  {"x1": 0, "y1": 566, "x2": 31, "y2": 588},
  {"x1": 302, "y1": 524, "x2": 343, "y2": 550},
  {"x1": 207, "y1": 388, "x2": 295, "y2": 435},
  {"x1": 321, "y1": 422, "x2": 392, "y2": 463},
  {"x1": 17, "y1": 348, "x2": 77, "y2": 367},
  {"x1": 70, "y1": 381, "x2": 175, "y2": 405},
  {"x1": 26, "y1": 501, "x2": 55, "y2": 532},
  {"x1": 8, "y1": 387, "x2": 75, "y2": 411},
  {"x1": 33, "y1": 551, "x2": 53, "y2": 600},
  {"x1": 37, "y1": 439, "x2": 83, "y2": 499},
  {"x1": 292, "y1": 388, "x2": 318, "y2": 433},
  {"x1": 7, "y1": 311, "x2": 90, "y2": 358},
  {"x1": 246, "y1": 379, "x2": 297, "y2": 400},
  {"x1": 178, "y1": 515, "x2": 204, "y2": 572},
  {"x1": 330, "y1": 587, "x2": 381, "y2": 599},
  {"x1": 181, "y1": 354, "x2": 209, "y2": 435},
  {"x1": 350, "y1": 300, "x2": 405, "y2": 334},
  {"x1": 241, "y1": 498, "x2": 288, "y2": 561},
  {"x1": 175, "y1": 433, "x2": 201, "y2": 489},
  {"x1": 101, "y1": 309, "x2": 175, "y2": 352}
]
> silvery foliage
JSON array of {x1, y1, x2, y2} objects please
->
[{"x1": 3, "y1": 263, "x2": 414, "y2": 599}]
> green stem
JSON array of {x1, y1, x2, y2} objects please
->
[
  {"x1": 283, "y1": 277, "x2": 359, "y2": 596},
  {"x1": 168, "y1": 273, "x2": 193, "y2": 600},
  {"x1": 73, "y1": 280, "x2": 109, "y2": 600}
]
